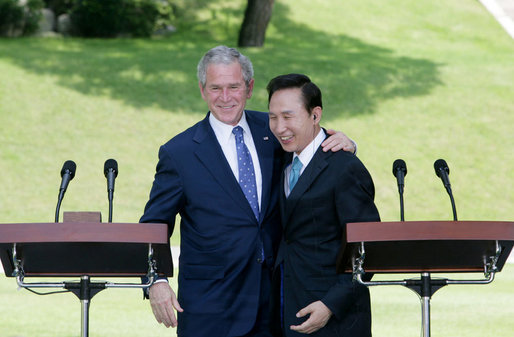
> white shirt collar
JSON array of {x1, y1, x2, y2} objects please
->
[
  {"x1": 209, "y1": 111, "x2": 252, "y2": 144},
  {"x1": 292, "y1": 128, "x2": 326, "y2": 172}
]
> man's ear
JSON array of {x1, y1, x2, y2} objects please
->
[
  {"x1": 246, "y1": 78, "x2": 255, "y2": 99},
  {"x1": 199, "y1": 81, "x2": 207, "y2": 101},
  {"x1": 312, "y1": 106, "x2": 322, "y2": 124}
]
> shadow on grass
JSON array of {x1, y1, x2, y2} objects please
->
[{"x1": 0, "y1": 2, "x2": 442, "y2": 121}]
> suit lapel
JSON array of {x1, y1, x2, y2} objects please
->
[
  {"x1": 193, "y1": 114, "x2": 257, "y2": 222},
  {"x1": 279, "y1": 152, "x2": 293, "y2": 229},
  {"x1": 283, "y1": 148, "x2": 331, "y2": 227}
]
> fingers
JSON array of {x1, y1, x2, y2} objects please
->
[
  {"x1": 296, "y1": 305, "x2": 312, "y2": 318},
  {"x1": 171, "y1": 288, "x2": 184, "y2": 313},
  {"x1": 149, "y1": 282, "x2": 182, "y2": 328},
  {"x1": 321, "y1": 130, "x2": 355, "y2": 153},
  {"x1": 290, "y1": 304, "x2": 315, "y2": 333},
  {"x1": 290, "y1": 301, "x2": 332, "y2": 334},
  {"x1": 290, "y1": 319, "x2": 317, "y2": 334},
  {"x1": 321, "y1": 137, "x2": 339, "y2": 152}
]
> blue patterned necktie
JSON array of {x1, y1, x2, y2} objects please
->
[
  {"x1": 232, "y1": 126, "x2": 259, "y2": 220},
  {"x1": 289, "y1": 156, "x2": 303, "y2": 193}
]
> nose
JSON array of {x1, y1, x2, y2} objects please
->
[
  {"x1": 221, "y1": 88, "x2": 230, "y2": 101},
  {"x1": 272, "y1": 118, "x2": 286, "y2": 135}
]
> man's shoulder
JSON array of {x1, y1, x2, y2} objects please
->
[
  {"x1": 162, "y1": 118, "x2": 207, "y2": 148},
  {"x1": 245, "y1": 109, "x2": 269, "y2": 123},
  {"x1": 323, "y1": 149, "x2": 368, "y2": 172}
]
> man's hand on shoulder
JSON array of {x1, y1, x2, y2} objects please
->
[
  {"x1": 322, "y1": 129, "x2": 357, "y2": 154},
  {"x1": 149, "y1": 282, "x2": 183, "y2": 328}
]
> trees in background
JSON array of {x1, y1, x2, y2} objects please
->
[
  {"x1": 238, "y1": 0, "x2": 274, "y2": 47},
  {"x1": 0, "y1": 0, "x2": 275, "y2": 46},
  {"x1": 0, "y1": 0, "x2": 44, "y2": 37}
]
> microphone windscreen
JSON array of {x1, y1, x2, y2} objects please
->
[
  {"x1": 392, "y1": 159, "x2": 407, "y2": 176},
  {"x1": 104, "y1": 159, "x2": 118, "y2": 177},
  {"x1": 434, "y1": 159, "x2": 449, "y2": 177},
  {"x1": 60, "y1": 160, "x2": 76, "y2": 179}
]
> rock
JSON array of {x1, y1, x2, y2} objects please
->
[
  {"x1": 57, "y1": 13, "x2": 71, "y2": 35},
  {"x1": 37, "y1": 8, "x2": 55, "y2": 34}
]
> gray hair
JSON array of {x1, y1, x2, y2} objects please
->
[{"x1": 197, "y1": 45, "x2": 254, "y2": 88}]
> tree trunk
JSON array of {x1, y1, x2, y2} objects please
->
[{"x1": 238, "y1": 0, "x2": 275, "y2": 47}]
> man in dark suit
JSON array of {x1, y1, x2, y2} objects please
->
[
  {"x1": 267, "y1": 74, "x2": 380, "y2": 336},
  {"x1": 139, "y1": 47, "x2": 356, "y2": 337}
]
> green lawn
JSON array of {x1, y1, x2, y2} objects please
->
[
  {"x1": 1, "y1": 265, "x2": 513, "y2": 336},
  {"x1": 1, "y1": 0, "x2": 513, "y2": 335}
]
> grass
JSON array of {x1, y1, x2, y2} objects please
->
[
  {"x1": 0, "y1": 0, "x2": 513, "y2": 335},
  {"x1": 1, "y1": 266, "x2": 513, "y2": 336}
]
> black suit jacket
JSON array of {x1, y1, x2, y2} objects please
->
[{"x1": 272, "y1": 147, "x2": 380, "y2": 337}]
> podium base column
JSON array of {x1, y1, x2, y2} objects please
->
[
  {"x1": 81, "y1": 298, "x2": 90, "y2": 337},
  {"x1": 421, "y1": 295, "x2": 430, "y2": 337}
]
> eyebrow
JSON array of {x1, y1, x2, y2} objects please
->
[{"x1": 208, "y1": 82, "x2": 243, "y2": 88}]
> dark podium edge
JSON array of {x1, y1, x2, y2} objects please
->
[
  {"x1": 0, "y1": 212, "x2": 173, "y2": 278},
  {"x1": 337, "y1": 221, "x2": 514, "y2": 274}
]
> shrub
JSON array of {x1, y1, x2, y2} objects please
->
[
  {"x1": 23, "y1": 0, "x2": 45, "y2": 34},
  {"x1": 0, "y1": 0, "x2": 44, "y2": 36},
  {"x1": 70, "y1": 0, "x2": 162, "y2": 38},
  {"x1": 43, "y1": 0, "x2": 74, "y2": 16},
  {"x1": 70, "y1": 0, "x2": 124, "y2": 37},
  {"x1": 124, "y1": 0, "x2": 159, "y2": 37}
]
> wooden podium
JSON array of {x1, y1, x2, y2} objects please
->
[
  {"x1": 337, "y1": 220, "x2": 514, "y2": 337},
  {"x1": 0, "y1": 212, "x2": 173, "y2": 337}
]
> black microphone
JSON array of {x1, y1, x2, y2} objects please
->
[
  {"x1": 434, "y1": 159, "x2": 452, "y2": 193},
  {"x1": 392, "y1": 159, "x2": 407, "y2": 195},
  {"x1": 104, "y1": 159, "x2": 118, "y2": 222},
  {"x1": 392, "y1": 159, "x2": 407, "y2": 221},
  {"x1": 55, "y1": 160, "x2": 76, "y2": 222},
  {"x1": 433, "y1": 159, "x2": 458, "y2": 220}
]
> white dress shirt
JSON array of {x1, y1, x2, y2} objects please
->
[
  {"x1": 285, "y1": 129, "x2": 326, "y2": 197},
  {"x1": 209, "y1": 112, "x2": 262, "y2": 209}
]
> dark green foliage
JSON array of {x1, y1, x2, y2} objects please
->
[
  {"x1": 70, "y1": 0, "x2": 162, "y2": 37},
  {"x1": 43, "y1": 0, "x2": 74, "y2": 16},
  {"x1": 0, "y1": 0, "x2": 24, "y2": 36},
  {"x1": 23, "y1": 0, "x2": 45, "y2": 34},
  {"x1": 0, "y1": 0, "x2": 44, "y2": 36},
  {"x1": 124, "y1": 0, "x2": 160, "y2": 37},
  {"x1": 70, "y1": 0, "x2": 124, "y2": 37}
]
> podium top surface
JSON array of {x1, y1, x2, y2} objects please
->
[
  {"x1": 0, "y1": 222, "x2": 169, "y2": 244},
  {"x1": 346, "y1": 221, "x2": 514, "y2": 243}
]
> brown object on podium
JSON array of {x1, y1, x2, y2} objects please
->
[
  {"x1": 337, "y1": 221, "x2": 514, "y2": 274},
  {"x1": 0, "y1": 212, "x2": 173, "y2": 277}
]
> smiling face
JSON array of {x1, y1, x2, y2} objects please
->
[
  {"x1": 199, "y1": 62, "x2": 254, "y2": 126},
  {"x1": 268, "y1": 87, "x2": 322, "y2": 155}
]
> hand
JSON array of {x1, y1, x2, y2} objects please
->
[
  {"x1": 322, "y1": 129, "x2": 356, "y2": 153},
  {"x1": 290, "y1": 300, "x2": 333, "y2": 334},
  {"x1": 149, "y1": 282, "x2": 184, "y2": 328}
]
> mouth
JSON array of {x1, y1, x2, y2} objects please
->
[
  {"x1": 280, "y1": 135, "x2": 294, "y2": 143},
  {"x1": 218, "y1": 104, "x2": 236, "y2": 110}
]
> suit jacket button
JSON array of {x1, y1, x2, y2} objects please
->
[{"x1": 257, "y1": 257, "x2": 263, "y2": 264}]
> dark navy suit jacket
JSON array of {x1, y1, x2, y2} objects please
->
[
  {"x1": 140, "y1": 110, "x2": 283, "y2": 336},
  {"x1": 271, "y1": 147, "x2": 380, "y2": 337}
]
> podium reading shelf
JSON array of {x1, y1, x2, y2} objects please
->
[
  {"x1": 337, "y1": 220, "x2": 514, "y2": 337},
  {"x1": 0, "y1": 212, "x2": 173, "y2": 337}
]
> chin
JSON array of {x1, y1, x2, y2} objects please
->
[{"x1": 282, "y1": 144, "x2": 297, "y2": 153}]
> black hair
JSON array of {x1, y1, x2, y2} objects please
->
[{"x1": 266, "y1": 73, "x2": 322, "y2": 113}]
